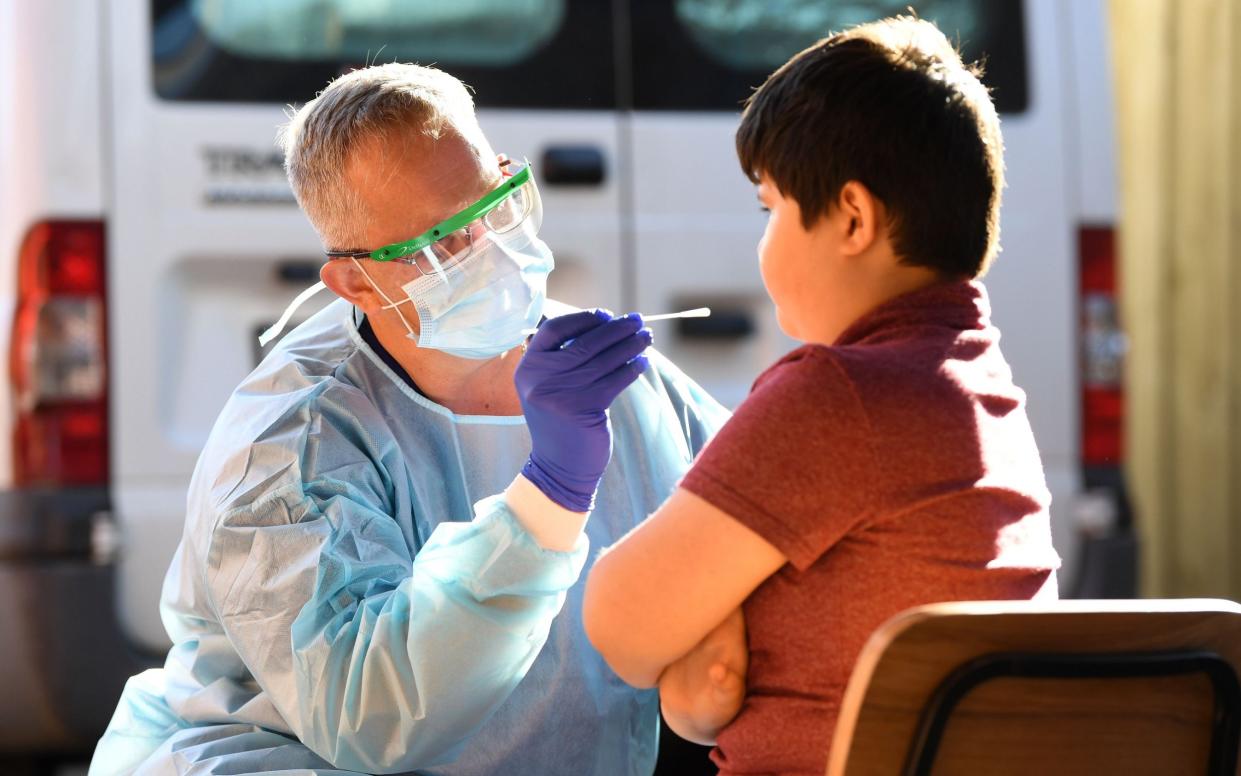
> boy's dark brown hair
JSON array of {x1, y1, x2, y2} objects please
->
[{"x1": 736, "y1": 16, "x2": 1004, "y2": 279}]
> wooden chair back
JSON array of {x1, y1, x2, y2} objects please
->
[{"x1": 826, "y1": 599, "x2": 1241, "y2": 776}]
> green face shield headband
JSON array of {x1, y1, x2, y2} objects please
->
[{"x1": 324, "y1": 160, "x2": 536, "y2": 279}]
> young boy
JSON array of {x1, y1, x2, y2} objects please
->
[{"x1": 576, "y1": 16, "x2": 1062, "y2": 775}]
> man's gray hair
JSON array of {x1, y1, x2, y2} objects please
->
[{"x1": 278, "y1": 63, "x2": 485, "y2": 249}]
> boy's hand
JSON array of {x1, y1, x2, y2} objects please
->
[{"x1": 657, "y1": 607, "x2": 749, "y2": 745}]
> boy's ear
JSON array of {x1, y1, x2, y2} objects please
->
[
  {"x1": 835, "y1": 180, "x2": 882, "y2": 257},
  {"x1": 321, "y1": 259, "x2": 386, "y2": 314}
]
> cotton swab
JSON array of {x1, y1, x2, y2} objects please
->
[
  {"x1": 638, "y1": 307, "x2": 711, "y2": 323},
  {"x1": 521, "y1": 307, "x2": 711, "y2": 337}
]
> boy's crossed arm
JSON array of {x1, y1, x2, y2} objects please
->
[{"x1": 658, "y1": 607, "x2": 750, "y2": 745}]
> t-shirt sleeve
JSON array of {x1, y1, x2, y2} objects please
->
[{"x1": 679, "y1": 347, "x2": 878, "y2": 571}]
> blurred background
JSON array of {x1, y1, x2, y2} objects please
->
[{"x1": 0, "y1": 0, "x2": 1234, "y2": 773}]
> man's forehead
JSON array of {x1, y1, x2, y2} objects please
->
[
  {"x1": 342, "y1": 125, "x2": 491, "y2": 235},
  {"x1": 351, "y1": 129, "x2": 484, "y2": 192}
]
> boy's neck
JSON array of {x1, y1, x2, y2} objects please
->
[{"x1": 818, "y1": 263, "x2": 946, "y2": 346}]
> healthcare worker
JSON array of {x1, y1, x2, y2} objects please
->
[{"x1": 88, "y1": 63, "x2": 726, "y2": 775}]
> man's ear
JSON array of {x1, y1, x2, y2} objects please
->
[
  {"x1": 835, "y1": 181, "x2": 883, "y2": 257},
  {"x1": 321, "y1": 259, "x2": 387, "y2": 314}
]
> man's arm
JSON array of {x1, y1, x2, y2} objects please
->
[
  {"x1": 504, "y1": 469, "x2": 588, "y2": 551},
  {"x1": 209, "y1": 486, "x2": 588, "y2": 774}
]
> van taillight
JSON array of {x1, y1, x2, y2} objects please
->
[
  {"x1": 1079, "y1": 226, "x2": 1125, "y2": 466},
  {"x1": 9, "y1": 221, "x2": 109, "y2": 486}
]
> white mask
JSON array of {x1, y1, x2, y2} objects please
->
[{"x1": 360, "y1": 226, "x2": 554, "y2": 359}]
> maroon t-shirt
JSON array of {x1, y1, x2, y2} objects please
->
[{"x1": 680, "y1": 281, "x2": 1060, "y2": 776}]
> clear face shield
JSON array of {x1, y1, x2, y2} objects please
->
[
  {"x1": 325, "y1": 157, "x2": 544, "y2": 282},
  {"x1": 258, "y1": 157, "x2": 546, "y2": 349}
]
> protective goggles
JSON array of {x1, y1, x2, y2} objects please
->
[{"x1": 325, "y1": 157, "x2": 540, "y2": 276}]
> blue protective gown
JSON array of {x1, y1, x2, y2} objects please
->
[{"x1": 89, "y1": 299, "x2": 728, "y2": 776}]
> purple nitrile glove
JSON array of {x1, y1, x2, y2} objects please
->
[{"x1": 516, "y1": 309, "x2": 653, "y2": 512}]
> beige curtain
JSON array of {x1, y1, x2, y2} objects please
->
[{"x1": 1110, "y1": 0, "x2": 1241, "y2": 597}]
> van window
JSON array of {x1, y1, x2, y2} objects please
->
[
  {"x1": 189, "y1": 0, "x2": 563, "y2": 66},
  {"x1": 152, "y1": 0, "x2": 1026, "y2": 114},
  {"x1": 629, "y1": 0, "x2": 1029, "y2": 113},
  {"x1": 151, "y1": 0, "x2": 616, "y2": 107}
]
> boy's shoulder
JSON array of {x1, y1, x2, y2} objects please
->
[
  {"x1": 819, "y1": 280, "x2": 1008, "y2": 390},
  {"x1": 754, "y1": 338, "x2": 941, "y2": 396},
  {"x1": 746, "y1": 345, "x2": 868, "y2": 426},
  {"x1": 755, "y1": 304, "x2": 1019, "y2": 430}
]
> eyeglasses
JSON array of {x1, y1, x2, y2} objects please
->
[{"x1": 325, "y1": 158, "x2": 538, "y2": 276}]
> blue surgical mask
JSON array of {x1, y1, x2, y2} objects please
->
[
  {"x1": 263, "y1": 234, "x2": 553, "y2": 360},
  {"x1": 376, "y1": 230, "x2": 554, "y2": 359}
]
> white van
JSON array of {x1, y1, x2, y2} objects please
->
[{"x1": 0, "y1": 0, "x2": 1129, "y2": 764}]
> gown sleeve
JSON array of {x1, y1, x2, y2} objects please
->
[
  {"x1": 204, "y1": 395, "x2": 587, "y2": 774},
  {"x1": 647, "y1": 349, "x2": 733, "y2": 456}
]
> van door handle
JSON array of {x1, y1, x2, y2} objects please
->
[
  {"x1": 274, "y1": 259, "x2": 321, "y2": 284},
  {"x1": 541, "y1": 146, "x2": 606, "y2": 186},
  {"x1": 677, "y1": 308, "x2": 756, "y2": 340}
]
